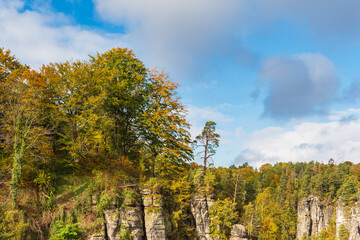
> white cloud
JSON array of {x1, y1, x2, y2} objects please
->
[
  {"x1": 0, "y1": 0, "x2": 122, "y2": 69},
  {"x1": 93, "y1": 0, "x2": 256, "y2": 77},
  {"x1": 92, "y1": 0, "x2": 360, "y2": 80},
  {"x1": 235, "y1": 108, "x2": 360, "y2": 168},
  {"x1": 186, "y1": 104, "x2": 234, "y2": 139}
]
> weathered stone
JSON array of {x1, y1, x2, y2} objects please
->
[
  {"x1": 104, "y1": 208, "x2": 120, "y2": 240},
  {"x1": 336, "y1": 201, "x2": 360, "y2": 240},
  {"x1": 119, "y1": 203, "x2": 145, "y2": 239},
  {"x1": 191, "y1": 193, "x2": 215, "y2": 240},
  {"x1": 142, "y1": 189, "x2": 170, "y2": 240},
  {"x1": 89, "y1": 234, "x2": 106, "y2": 240},
  {"x1": 229, "y1": 224, "x2": 248, "y2": 240},
  {"x1": 88, "y1": 223, "x2": 106, "y2": 240},
  {"x1": 297, "y1": 196, "x2": 334, "y2": 239}
]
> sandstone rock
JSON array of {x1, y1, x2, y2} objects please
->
[
  {"x1": 297, "y1": 196, "x2": 333, "y2": 239},
  {"x1": 142, "y1": 189, "x2": 170, "y2": 240},
  {"x1": 89, "y1": 234, "x2": 106, "y2": 240},
  {"x1": 191, "y1": 193, "x2": 215, "y2": 240},
  {"x1": 229, "y1": 224, "x2": 248, "y2": 240},
  {"x1": 104, "y1": 207, "x2": 120, "y2": 240},
  {"x1": 119, "y1": 193, "x2": 145, "y2": 240},
  {"x1": 88, "y1": 223, "x2": 106, "y2": 240},
  {"x1": 336, "y1": 201, "x2": 360, "y2": 240}
]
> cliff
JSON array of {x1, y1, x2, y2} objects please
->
[
  {"x1": 297, "y1": 195, "x2": 334, "y2": 238},
  {"x1": 336, "y1": 201, "x2": 360, "y2": 240},
  {"x1": 89, "y1": 190, "x2": 248, "y2": 240},
  {"x1": 191, "y1": 193, "x2": 215, "y2": 240},
  {"x1": 297, "y1": 195, "x2": 360, "y2": 240}
]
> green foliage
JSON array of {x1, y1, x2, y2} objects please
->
[
  {"x1": 194, "y1": 121, "x2": 220, "y2": 173},
  {"x1": 0, "y1": 209, "x2": 28, "y2": 240},
  {"x1": 339, "y1": 175, "x2": 359, "y2": 204},
  {"x1": 166, "y1": 176, "x2": 196, "y2": 239},
  {"x1": 209, "y1": 198, "x2": 238, "y2": 239},
  {"x1": 34, "y1": 169, "x2": 55, "y2": 195},
  {"x1": 318, "y1": 219, "x2": 336, "y2": 240},
  {"x1": 50, "y1": 221, "x2": 82, "y2": 240},
  {"x1": 96, "y1": 191, "x2": 113, "y2": 216},
  {"x1": 338, "y1": 224, "x2": 349, "y2": 240},
  {"x1": 119, "y1": 228, "x2": 131, "y2": 240}
]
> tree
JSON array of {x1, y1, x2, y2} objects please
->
[
  {"x1": 0, "y1": 49, "x2": 49, "y2": 207},
  {"x1": 194, "y1": 121, "x2": 220, "y2": 177},
  {"x1": 42, "y1": 61, "x2": 108, "y2": 164},
  {"x1": 339, "y1": 175, "x2": 359, "y2": 204},
  {"x1": 209, "y1": 198, "x2": 238, "y2": 239},
  {"x1": 90, "y1": 48, "x2": 148, "y2": 160},
  {"x1": 140, "y1": 70, "x2": 192, "y2": 177}
]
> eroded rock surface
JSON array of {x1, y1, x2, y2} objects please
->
[
  {"x1": 297, "y1": 196, "x2": 333, "y2": 239},
  {"x1": 229, "y1": 224, "x2": 248, "y2": 240},
  {"x1": 336, "y1": 201, "x2": 360, "y2": 240},
  {"x1": 142, "y1": 189, "x2": 170, "y2": 240},
  {"x1": 191, "y1": 193, "x2": 215, "y2": 240},
  {"x1": 119, "y1": 193, "x2": 145, "y2": 240},
  {"x1": 104, "y1": 200, "x2": 121, "y2": 240}
]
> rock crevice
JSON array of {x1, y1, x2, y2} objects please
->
[{"x1": 297, "y1": 195, "x2": 334, "y2": 239}]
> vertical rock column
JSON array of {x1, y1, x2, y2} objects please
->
[
  {"x1": 142, "y1": 189, "x2": 171, "y2": 240},
  {"x1": 297, "y1": 196, "x2": 333, "y2": 239},
  {"x1": 119, "y1": 190, "x2": 145, "y2": 240},
  {"x1": 89, "y1": 192, "x2": 145, "y2": 240},
  {"x1": 191, "y1": 193, "x2": 215, "y2": 240},
  {"x1": 104, "y1": 199, "x2": 121, "y2": 240},
  {"x1": 336, "y1": 201, "x2": 360, "y2": 240}
]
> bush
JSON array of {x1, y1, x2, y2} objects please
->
[{"x1": 50, "y1": 220, "x2": 82, "y2": 240}]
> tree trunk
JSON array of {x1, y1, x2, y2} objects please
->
[{"x1": 10, "y1": 118, "x2": 26, "y2": 208}]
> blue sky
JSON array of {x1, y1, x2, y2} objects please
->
[{"x1": 2, "y1": 0, "x2": 360, "y2": 167}]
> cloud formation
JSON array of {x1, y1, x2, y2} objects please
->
[
  {"x1": 0, "y1": 0, "x2": 121, "y2": 69},
  {"x1": 235, "y1": 108, "x2": 360, "y2": 168},
  {"x1": 92, "y1": 0, "x2": 360, "y2": 79},
  {"x1": 93, "y1": 0, "x2": 257, "y2": 78},
  {"x1": 186, "y1": 104, "x2": 234, "y2": 139},
  {"x1": 256, "y1": 53, "x2": 338, "y2": 119},
  {"x1": 251, "y1": 0, "x2": 360, "y2": 38}
]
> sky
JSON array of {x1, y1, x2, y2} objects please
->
[{"x1": 2, "y1": 0, "x2": 360, "y2": 167}]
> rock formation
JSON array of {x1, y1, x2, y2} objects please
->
[
  {"x1": 119, "y1": 191, "x2": 145, "y2": 240},
  {"x1": 142, "y1": 189, "x2": 171, "y2": 240},
  {"x1": 229, "y1": 224, "x2": 248, "y2": 240},
  {"x1": 191, "y1": 193, "x2": 215, "y2": 240},
  {"x1": 297, "y1": 195, "x2": 334, "y2": 238},
  {"x1": 104, "y1": 199, "x2": 121, "y2": 240},
  {"x1": 89, "y1": 192, "x2": 145, "y2": 240},
  {"x1": 336, "y1": 201, "x2": 360, "y2": 240},
  {"x1": 88, "y1": 190, "x2": 250, "y2": 240}
]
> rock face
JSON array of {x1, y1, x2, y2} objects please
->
[
  {"x1": 191, "y1": 193, "x2": 215, "y2": 240},
  {"x1": 89, "y1": 190, "x2": 249, "y2": 240},
  {"x1": 119, "y1": 193, "x2": 145, "y2": 240},
  {"x1": 89, "y1": 191, "x2": 145, "y2": 240},
  {"x1": 336, "y1": 201, "x2": 360, "y2": 240},
  {"x1": 142, "y1": 189, "x2": 171, "y2": 240},
  {"x1": 297, "y1": 196, "x2": 334, "y2": 239},
  {"x1": 89, "y1": 233, "x2": 106, "y2": 240},
  {"x1": 104, "y1": 199, "x2": 121, "y2": 240},
  {"x1": 229, "y1": 224, "x2": 248, "y2": 240}
]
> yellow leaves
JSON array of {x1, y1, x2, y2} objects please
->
[
  {"x1": 261, "y1": 216, "x2": 279, "y2": 240},
  {"x1": 209, "y1": 198, "x2": 238, "y2": 239}
]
